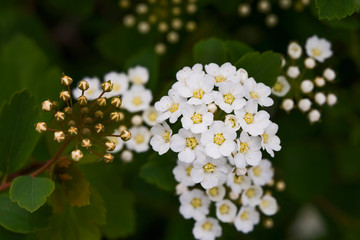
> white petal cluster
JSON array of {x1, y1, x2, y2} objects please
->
[{"x1": 150, "y1": 63, "x2": 281, "y2": 240}]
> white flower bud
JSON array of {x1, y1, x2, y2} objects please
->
[
  {"x1": 42, "y1": 100, "x2": 53, "y2": 111},
  {"x1": 236, "y1": 68, "x2": 248, "y2": 84},
  {"x1": 258, "y1": 0, "x2": 271, "y2": 13},
  {"x1": 314, "y1": 77, "x2": 326, "y2": 87},
  {"x1": 308, "y1": 109, "x2": 321, "y2": 123},
  {"x1": 171, "y1": 18, "x2": 183, "y2": 30},
  {"x1": 287, "y1": 42, "x2": 302, "y2": 59},
  {"x1": 71, "y1": 149, "x2": 83, "y2": 161},
  {"x1": 238, "y1": 3, "x2": 251, "y2": 17},
  {"x1": 304, "y1": 57, "x2": 316, "y2": 69},
  {"x1": 136, "y1": 3, "x2": 148, "y2": 14},
  {"x1": 327, "y1": 93, "x2": 337, "y2": 106},
  {"x1": 229, "y1": 191, "x2": 239, "y2": 200},
  {"x1": 167, "y1": 31, "x2": 179, "y2": 43},
  {"x1": 121, "y1": 150, "x2": 133, "y2": 162},
  {"x1": 138, "y1": 21, "x2": 150, "y2": 34},
  {"x1": 131, "y1": 115, "x2": 143, "y2": 126},
  {"x1": 323, "y1": 68, "x2": 336, "y2": 81},
  {"x1": 207, "y1": 103, "x2": 217, "y2": 113},
  {"x1": 279, "y1": 0, "x2": 292, "y2": 9},
  {"x1": 123, "y1": 15, "x2": 135, "y2": 27},
  {"x1": 282, "y1": 98, "x2": 294, "y2": 111},
  {"x1": 281, "y1": 57, "x2": 286, "y2": 68},
  {"x1": 265, "y1": 14, "x2": 278, "y2": 27},
  {"x1": 298, "y1": 98, "x2": 312, "y2": 112},
  {"x1": 175, "y1": 184, "x2": 188, "y2": 195},
  {"x1": 155, "y1": 43, "x2": 166, "y2": 55},
  {"x1": 314, "y1": 92, "x2": 326, "y2": 105},
  {"x1": 287, "y1": 66, "x2": 300, "y2": 78},
  {"x1": 158, "y1": 22, "x2": 169, "y2": 32},
  {"x1": 300, "y1": 80, "x2": 314, "y2": 93},
  {"x1": 185, "y1": 21, "x2": 197, "y2": 32}
]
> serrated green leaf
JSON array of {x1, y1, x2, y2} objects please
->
[
  {"x1": 10, "y1": 176, "x2": 55, "y2": 213},
  {"x1": 0, "y1": 90, "x2": 40, "y2": 174},
  {"x1": 225, "y1": 40, "x2": 254, "y2": 62},
  {"x1": 0, "y1": 193, "x2": 51, "y2": 233},
  {"x1": 63, "y1": 165, "x2": 90, "y2": 207},
  {"x1": 316, "y1": 0, "x2": 359, "y2": 20},
  {"x1": 140, "y1": 153, "x2": 176, "y2": 192},
  {"x1": 235, "y1": 51, "x2": 282, "y2": 86},
  {"x1": 193, "y1": 38, "x2": 227, "y2": 65}
]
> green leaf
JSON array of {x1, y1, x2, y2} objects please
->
[
  {"x1": 0, "y1": 193, "x2": 51, "y2": 233},
  {"x1": 193, "y1": 38, "x2": 227, "y2": 65},
  {"x1": 63, "y1": 165, "x2": 90, "y2": 207},
  {"x1": 235, "y1": 51, "x2": 282, "y2": 86},
  {"x1": 316, "y1": 0, "x2": 359, "y2": 20},
  {"x1": 0, "y1": 34, "x2": 61, "y2": 106},
  {"x1": 38, "y1": 189, "x2": 106, "y2": 240},
  {"x1": 10, "y1": 176, "x2": 55, "y2": 213},
  {"x1": 0, "y1": 226, "x2": 25, "y2": 240},
  {"x1": 140, "y1": 153, "x2": 176, "y2": 192},
  {"x1": 225, "y1": 40, "x2": 254, "y2": 62},
  {"x1": 0, "y1": 90, "x2": 40, "y2": 174}
]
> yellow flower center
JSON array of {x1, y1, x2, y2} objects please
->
[
  {"x1": 202, "y1": 221, "x2": 213, "y2": 231},
  {"x1": 240, "y1": 210, "x2": 249, "y2": 221},
  {"x1": 215, "y1": 75, "x2": 226, "y2": 83},
  {"x1": 219, "y1": 204, "x2": 230, "y2": 214},
  {"x1": 186, "y1": 137, "x2": 198, "y2": 149},
  {"x1": 134, "y1": 134, "x2": 145, "y2": 144},
  {"x1": 253, "y1": 166, "x2": 262, "y2": 176},
  {"x1": 273, "y1": 82, "x2": 283, "y2": 92},
  {"x1": 191, "y1": 113, "x2": 202, "y2": 124},
  {"x1": 169, "y1": 103, "x2": 179, "y2": 113},
  {"x1": 228, "y1": 118, "x2": 237, "y2": 128},
  {"x1": 239, "y1": 142, "x2": 249, "y2": 153},
  {"x1": 162, "y1": 131, "x2": 171, "y2": 142},
  {"x1": 223, "y1": 94, "x2": 235, "y2": 104},
  {"x1": 262, "y1": 199, "x2": 268, "y2": 208},
  {"x1": 186, "y1": 166, "x2": 193, "y2": 176},
  {"x1": 208, "y1": 187, "x2": 218, "y2": 197},
  {"x1": 244, "y1": 113, "x2": 254, "y2": 124},
  {"x1": 132, "y1": 96, "x2": 143, "y2": 106},
  {"x1": 133, "y1": 77, "x2": 143, "y2": 84},
  {"x1": 191, "y1": 197, "x2": 202, "y2": 208},
  {"x1": 193, "y1": 89, "x2": 204, "y2": 99},
  {"x1": 233, "y1": 175, "x2": 244, "y2": 184},
  {"x1": 245, "y1": 188, "x2": 255, "y2": 198},
  {"x1": 213, "y1": 133, "x2": 225, "y2": 145},
  {"x1": 113, "y1": 84, "x2": 121, "y2": 91},
  {"x1": 250, "y1": 91, "x2": 259, "y2": 99},
  {"x1": 86, "y1": 88, "x2": 95, "y2": 96},
  {"x1": 312, "y1": 48, "x2": 322, "y2": 57},
  {"x1": 203, "y1": 163, "x2": 216, "y2": 173},
  {"x1": 148, "y1": 111, "x2": 158, "y2": 122},
  {"x1": 262, "y1": 133, "x2": 270, "y2": 143}
]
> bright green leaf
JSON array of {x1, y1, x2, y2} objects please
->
[
  {"x1": 235, "y1": 51, "x2": 282, "y2": 86},
  {"x1": 193, "y1": 38, "x2": 227, "y2": 65},
  {"x1": 10, "y1": 176, "x2": 55, "y2": 213},
  {"x1": 316, "y1": 0, "x2": 359, "y2": 20},
  {"x1": 0, "y1": 91, "x2": 40, "y2": 174},
  {"x1": 225, "y1": 40, "x2": 254, "y2": 62},
  {"x1": 0, "y1": 194, "x2": 51, "y2": 233}
]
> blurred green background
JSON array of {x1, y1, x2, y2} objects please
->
[{"x1": 1, "y1": 0, "x2": 360, "y2": 239}]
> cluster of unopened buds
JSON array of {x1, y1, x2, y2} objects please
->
[
  {"x1": 120, "y1": 0, "x2": 198, "y2": 55},
  {"x1": 150, "y1": 63, "x2": 284, "y2": 240},
  {"x1": 271, "y1": 35, "x2": 337, "y2": 123},
  {"x1": 35, "y1": 74, "x2": 132, "y2": 163},
  {"x1": 238, "y1": 0, "x2": 311, "y2": 28}
]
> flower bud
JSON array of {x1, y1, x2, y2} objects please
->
[
  {"x1": 308, "y1": 109, "x2": 321, "y2": 123},
  {"x1": 77, "y1": 96, "x2": 88, "y2": 106},
  {"x1": 59, "y1": 91, "x2": 71, "y2": 101},
  {"x1": 64, "y1": 107, "x2": 73, "y2": 115},
  {"x1": 275, "y1": 180, "x2": 286, "y2": 191},
  {"x1": 68, "y1": 126, "x2": 78, "y2": 136},
  {"x1": 68, "y1": 120, "x2": 76, "y2": 126},
  {"x1": 54, "y1": 131, "x2": 65, "y2": 143},
  {"x1": 55, "y1": 111, "x2": 65, "y2": 121},
  {"x1": 42, "y1": 100, "x2": 53, "y2": 111},
  {"x1": 78, "y1": 80, "x2": 89, "y2": 91},
  {"x1": 82, "y1": 128, "x2": 91, "y2": 135},
  {"x1": 84, "y1": 117, "x2": 93, "y2": 124},
  {"x1": 101, "y1": 80, "x2": 113, "y2": 92},
  {"x1": 104, "y1": 153, "x2": 114, "y2": 163},
  {"x1": 300, "y1": 80, "x2": 314, "y2": 93},
  {"x1": 80, "y1": 107, "x2": 89, "y2": 114},
  {"x1": 287, "y1": 66, "x2": 300, "y2": 78},
  {"x1": 304, "y1": 57, "x2": 316, "y2": 69},
  {"x1": 327, "y1": 93, "x2": 337, "y2": 106},
  {"x1": 71, "y1": 149, "x2": 83, "y2": 161},
  {"x1": 176, "y1": 183, "x2": 188, "y2": 195},
  {"x1": 97, "y1": 97, "x2": 106, "y2": 107},
  {"x1": 110, "y1": 112, "x2": 122, "y2": 122},
  {"x1": 95, "y1": 123, "x2": 105, "y2": 133},
  {"x1": 105, "y1": 140, "x2": 116, "y2": 151},
  {"x1": 207, "y1": 103, "x2": 217, "y2": 113},
  {"x1": 121, "y1": 150, "x2": 133, "y2": 162},
  {"x1": 111, "y1": 97, "x2": 122, "y2": 108},
  {"x1": 35, "y1": 122, "x2": 47, "y2": 133},
  {"x1": 314, "y1": 92, "x2": 326, "y2": 105},
  {"x1": 131, "y1": 115, "x2": 143, "y2": 126},
  {"x1": 314, "y1": 77, "x2": 325, "y2": 87},
  {"x1": 323, "y1": 68, "x2": 336, "y2": 81},
  {"x1": 298, "y1": 98, "x2": 312, "y2": 112},
  {"x1": 287, "y1": 42, "x2": 302, "y2": 59},
  {"x1": 238, "y1": 3, "x2": 251, "y2": 17},
  {"x1": 61, "y1": 74, "x2": 73, "y2": 86},
  {"x1": 81, "y1": 138, "x2": 92, "y2": 149},
  {"x1": 281, "y1": 98, "x2": 294, "y2": 112},
  {"x1": 257, "y1": 0, "x2": 271, "y2": 13},
  {"x1": 120, "y1": 129, "x2": 131, "y2": 141},
  {"x1": 229, "y1": 191, "x2": 239, "y2": 200},
  {"x1": 94, "y1": 110, "x2": 104, "y2": 119}
]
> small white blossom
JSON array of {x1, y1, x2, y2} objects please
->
[
  {"x1": 173, "y1": 160, "x2": 196, "y2": 187},
  {"x1": 179, "y1": 189, "x2": 210, "y2": 220},
  {"x1": 248, "y1": 159, "x2": 274, "y2": 185},
  {"x1": 206, "y1": 185, "x2": 226, "y2": 202},
  {"x1": 234, "y1": 206, "x2": 260, "y2": 233},
  {"x1": 205, "y1": 62, "x2": 239, "y2": 86},
  {"x1": 327, "y1": 93, "x2": 337, "y2": 106},
  {"x1": 72, "y1": 77, "x2": 102, "y2": 100},
  {"x1": 314, "y1": 92, "x2": 326, "y2": 105},
  {"x1": 170, "y1": 128, "x2": 204, "y2": 163},
  {"x1": 304, "y1": 57, "x2": 316, "y2": 69},
  {"x1": 298, "y1": 98, "x2": 312, "y2": 112},
  {"x1": 233, "y1": 131, "x2": 262, "y2": 168},
  {"x1": 122, "y1": 85, "x2": 153, "y2": 112},
  {"x1": 308, "y1": 109, "x2": 321, "y2": 123},
  {"x1": 103, "y1": 72, "x2": 129, "y2": 98},
  {"x1": 282, "y1": 98, "x2": 294, "y2": 112},
  {"x1": 216, "y1": 199, "x2": 237, "y2": 223},
  {"x1": 226, "y1": 172, "x2": 251, "y2": 194},
  {"x1": 128, "y1": 66, "x2": 149, "y2": 85},
  {"x1": 287, "y1": 66, "x2": 300, "y2": 79},
  {"x1": 314, "y1": 77, "x2": 326, "y2": 87},
  {"x1": 300, "y1": 80, "x2": 314, "y2": 93},
  {"x1": 142, "y1": 107, "x2": 159, "y2": 126},
  {"x1": 305, "y1": 35, "x2": 332, "y2": 62},
  {"x1": 155, "y1": 89, "x2": 187, "y2": 123},
  {"x1": 126, "y1": 126, "x2": 151, "y2": 152},
  {"x1": 261, "y1": 123, "x2": 281, "y2": 157},
  {"x1": 241, "y1": 185, "x2": 263, "y2": 206},
  {"x1": 224, "y1": 114, "x2": 240, "y2": 131},
  {"x1": 244, "y1": 78, "x2": 274, "y2": 107},
  {"x1": 193, "y1": 217, "x2": 222, "y2": 240},
  {"x1": 287, "y1": 42, "x2": 302, "y2": 59},
  {"x1": 176, "y1": 183, "x2": 189, "y2": 195},
  {"x1": 213, "y1": 82, "x2": 246, "y2": 113},
  {"x1": 259, "y1": 195, "x2": 278, "y2": 216},
  {"x1": 235, "y1": 68, "x2": 248, "y2": 84},
  {"x1": 150, "y1": 122, "x2": 172, "y2": 155},
  {"x1": 323, "y1": 68, "x2": 336, "y2": 81},
  {"x1": 272, "y1": 76, "x2": 290, "y2": 97},
  {"x1": 181, "y1": 104, "x2": 214, "y2": 133}
]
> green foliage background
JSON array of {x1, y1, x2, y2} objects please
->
[{"x1": 0, "y1": 0, "x2": 360, "y2": 239}]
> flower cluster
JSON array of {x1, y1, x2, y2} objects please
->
[
  {"x1": 119, "y1": 0, "x2": 197, "y2": 55},
  {"x1": 238, "y1": 0, "x2": 310, "y2": 28},
  {"x1": 35, "y1": 74, "x2": 132, "y2": 163},
  {"x1": 150, "y1": 63, "x2": 282, "y2": 239},
  {"x1": 271, "y1": 35, "x2": 337, "y2": 123},
  {"x1": 73, "y1": 66, "x2": 158, "y2": 162}
]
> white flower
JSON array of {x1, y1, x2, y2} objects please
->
[
  {"x1": 261, "y1": 123, "x2": 281, "y2": 157},
  {"x1": 173, "y1": 160, "x2": 196, "y2": 187},
  {"x1": 235, "y1": 68, "x2": 248, "y2": 84},
  {"x1": 128, "y1": 66, "x2": 149, "y2": 85},
  {"x1": 176, "y1": 183, "x2": 188, "y2": 195},
  {"x1": 179, "y1": 189, "x2": 210, "y2": 220},
  {"x1": 155, "y1": 89, "x2": 187, "y2": 123},
  {"x1": 300, "y1": 80, "x2": 314, "y2": 93},
  {"x1": 259, "y1": 195, "x2": 278, "y2": 216},
  {"x1": 248, "y1": 159, "x2": 274, "y2": 185},
  {"x1": 241, "y1": 185, "x2": 263, "y2": 206},
  {"x1": 181, "y1": 104, "x2": 214, "y2": 133},
  {"x1": 191, "y1": 156, "x2": 228, "y2": 189},
  {"x1": 235, "y1": 101, "x2": 271, "y2": 136},
  {"x1": 304, "y1": 57, "x2": 316, "y2": 69},
  {"x1": 142, "y1": 107, "x2": 159, "y2": 126},
  {"x1": 305, "y1": 35, "x2": 332, "y2": 62},
  {"x1": 287, "y1": 42, "x2": 302, "y2": 59},
  {"x1": 72, "y1": 77, "x2": 102, "y2": 100},
  {"x1": 233, "y1": 131, "x2": 262, "y2": 168},
  {"x1": 287, "y1": 66, "x2": 300, "y2": 79},
  {"x1": 103, "y1": 72, "x2": 129, "y2": 98},
  {"x1": 282, "y1": 98, "x2": 294, "y2": 112},
  {"x1": 170, "y1": 128, "x2": 204, "y2": 163},
  {"x1": 314, "y1": 92, "x2": 326, "y2": 105},
  {"x1": 126, "y1": 126, "x2": 151, "y2": 152},
  {"x1": 224, "y1": 114, "x2": 241, "y2": 131},
  {"x1": 226, "y1": 172, "x2": 251, "y2": 194},
  {"x1": 323, "y1": 68, "x2": 336, "y2": 81},
  {"x1": 205, "y1": 62, "x2": 238, "y2": 86},
  {"x1": 234, "y1": 206, "x2": 260, "y2": 233},
  {"x1": 174, "y1": 64, "x2": 204, "y2": 90},
  {"x1": 200, "y1": 121, "x2": 237, "y2": 158},
  {"x1": 150, "y1": 122, "x2": 172, "y2": 155},
  {"x1": 216, "y1": 199, "x2": 237, "y2": 223},
  {"x1": 298, "y1": 98, "x2": 312, "y2": 112},
  {"x1": 206, "y1": 185, "x2": 226, "y2": 202},
  {"x1": 193, "y1": 217, "x2": 222, "y2": 240},
  {"x1": 107, "y1": 129, "x2": 124, "y2": 153},
  {"x1": 272, "y1": 76, "x2": 290, "y2": 97},
  {"x1": 213, "y1": 82, "x2": 246, "y2": 113},
  {"x1": 178, "y1": 73, "x2": 215, "y2": 105},
  {"x1": 244, "y1": 78, "x2": 274, "y2": 107},
  {"x1": 314, "y1": 77, "x2": 326, "y2": 87},
  {"x1": 308, "y1": 109, "x2": 321, "y2": 122},
  {"x1": 327, "y1": 93, "x2": 337, "y2": 106},
  {"x1": 122, "y1": 85, "x2": 153, "y2": 112}
]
